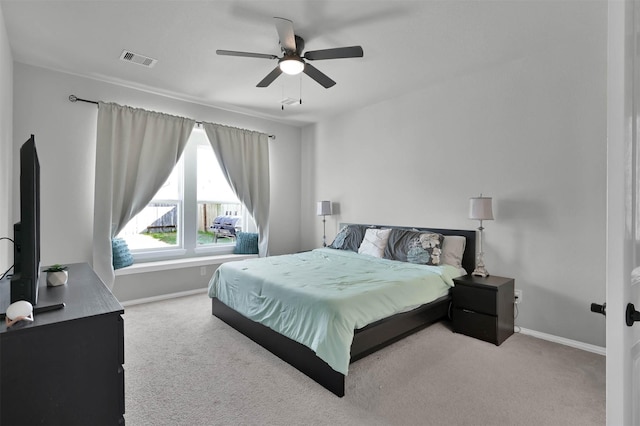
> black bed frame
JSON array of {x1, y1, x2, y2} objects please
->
[{"x1": 212, "y1": 225, "x2": 477, "y2": 397}]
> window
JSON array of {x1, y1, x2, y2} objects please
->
[{"x1": 117, "y1": 128, "x2": 255, "y2": 261}]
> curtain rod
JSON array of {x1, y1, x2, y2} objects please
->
[{"x1": 68, "y1": 95, "x2": 276, "y2": 140}]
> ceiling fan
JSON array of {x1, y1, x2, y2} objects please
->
[{"x1": 216, "y1": 17, "x2": 364, "y2": 89}]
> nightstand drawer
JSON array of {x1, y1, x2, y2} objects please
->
[
  {"x1": 452, "y1": 308, "x2": 498, "y2": 343},
  {"x1": 452, "y1": 285, "x2": 497, "y2": 315}
]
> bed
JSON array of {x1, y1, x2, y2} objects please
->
[{"x1": 209, "y1": 224, "x2": 476, "y2": 397}]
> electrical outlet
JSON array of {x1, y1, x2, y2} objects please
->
[
  {"x1": 200, "y1": 266, "x2": 207, "y2": 276},
  {"x1": 514, "y1": 289, "x2": 522, "y2": 304}
]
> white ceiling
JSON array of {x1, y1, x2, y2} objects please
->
[{"x1": 1, "y1": 0, "x2": 576, "y2": 126}]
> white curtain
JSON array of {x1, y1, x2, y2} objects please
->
[
  {"x1": 203, "y1": 123, "x2": 270, "y2": 256},
  {"x1": 93, "y1": 102, "x2": 195, "y2": 288}
]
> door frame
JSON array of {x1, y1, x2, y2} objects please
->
[{"x1": 606, "y1": 0, "x2": 636, "y2": 424}]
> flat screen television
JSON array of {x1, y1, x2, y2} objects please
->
[{"x1": 10, "y1": 135, "x2": 41, "y2": 305}]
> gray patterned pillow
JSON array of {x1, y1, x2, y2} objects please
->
[
  {"x1": 328, "y1": 224, "x2": 368, "y2": 252},
  {"x1": 384, "y1": 229, "x2": 444, "y2": 265}
]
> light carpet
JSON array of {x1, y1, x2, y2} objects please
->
[{"x1": 124, "y1": 293, "x2": 605, "y2": 425}]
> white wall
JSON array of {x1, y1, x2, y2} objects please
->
[
  {"x1": 301, "y1": 2, "x2": 607, "y2": 347},
  {"x1": 0, "y1": 4, "x2": 12, "y2": 273},
  {"x1": 8, "y1": 4, "x2": 607, "y2": 346},
  {"x1": 12, "y1": 64, "x2": 302, "y2": 297}
]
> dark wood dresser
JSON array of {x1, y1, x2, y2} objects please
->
[
  {"x1": 452, "y1": 274, "x2": 514, "y2": 345},
  {"x1": 0, "y1": 262, "x2": 125, "y2": 425}
]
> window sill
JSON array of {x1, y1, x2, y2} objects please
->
[{"x1": 114, "y1": 253, "x2": 258, "y2": 276}]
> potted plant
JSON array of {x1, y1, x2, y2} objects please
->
[{"x1": 44, "y1": 264, "x2": 68, "y2": 287}]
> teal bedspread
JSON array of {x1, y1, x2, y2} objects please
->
[{"x1": 208, "y1": 248, "x2": 458, "y2": 375}]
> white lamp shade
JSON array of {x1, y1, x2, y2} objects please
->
[
  {"x1": 317, "y1": 200, "x2": 332, "y2": 216},
  {"x1": 469, "y1": 196, "x2": 494, "y2": 220}
]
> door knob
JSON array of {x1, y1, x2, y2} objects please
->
[
  {"x1": 591, "y1": 302, "x2": 606, "y2": 316},
  {"x1": 626, "y1": 303, "x2": 640, "y2": 326}
]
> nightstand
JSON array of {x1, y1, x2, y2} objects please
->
[{"x1": 452, "y1": 274, "x2": 515, "y2": 345}]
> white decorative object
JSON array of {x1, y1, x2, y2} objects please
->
[
  {"x1": 47, "y1": 270, "x2": 68, "y2": 287},
  {"x1": 5, "y1": 300, "x2": 34, "y2": 327},
  {"x1": 469, "y1": 194, "x2": 494, "y2": 277},
  {"x1": 316, "y1": 201, "x2": 333, "y2": 247}
]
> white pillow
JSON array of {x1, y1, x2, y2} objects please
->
[
  {"x1": 358, "y1": 228, "x2": 392, "y2": 258},
  {"x1": 442, "y1": 235, "x2": 466, "y2": 269}
]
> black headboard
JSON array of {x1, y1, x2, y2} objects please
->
[{"x1": 340, "y1": 223, "x2": 476, "y2": 274}]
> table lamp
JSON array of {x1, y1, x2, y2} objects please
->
[{"x1": 469, "y1": 195, "x2": 494, "y2": 277}]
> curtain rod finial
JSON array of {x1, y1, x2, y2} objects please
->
[{"x1": 69, "y1": 95, "x2": 78, "y2": 102}]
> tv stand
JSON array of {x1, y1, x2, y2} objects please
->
[{"x1": 0, "y1": 263, "x2": 125, "y2": 425}]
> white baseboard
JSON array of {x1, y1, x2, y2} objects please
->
[
  {"x1": 121, "y1": 287, "x2": 208, "y2": 307},
  {"x1": 121, "y1": 292, "x2": 607, "y2": 357},
  {"x1": 519, "y1": 327, "x2": 606, "y2": 356}
]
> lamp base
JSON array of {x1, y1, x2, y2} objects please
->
[
  {"x1": 471, "y1": 266, "x2": 490, "y2": 278},
  {"x1": 472, "y1": 253, "x2": 489, "y2": 277},
  {"x1": 322, "y1": 216, "x2": 327, "y2": 247},
  {"x1": 472, "y1": 227, "x2": 490, "y2": 277}
]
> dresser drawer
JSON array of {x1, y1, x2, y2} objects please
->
[
  {"x1": 452, "y1": 308, "x2": 498, "y2": 344},
  {"x1": 452, "y1": 285, "x2": 497, "y2": 315}
]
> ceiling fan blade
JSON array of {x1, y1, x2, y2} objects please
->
[
  {"x1": 303, "y1": 63, "x2": 336, "y2": 88},
  {"x1": 216, "y1": 50, "x2": 278, "y2": 60},
  {"x1": 257, "y1": 66, "x2": 283, "y2": 87},
  {"x1": 274, "y1": 17, "x2": 296, "y2": 53},
  {"x1": 304, "y1": 46, "x2": 364, "y2": 61}
]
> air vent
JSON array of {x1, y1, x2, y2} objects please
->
[
  {"x1": 280, "y1": 97, "x2": 300, "y2": 106},
  {"x1": 119, "y1": 50, "x2": 157, "y2": 68}
]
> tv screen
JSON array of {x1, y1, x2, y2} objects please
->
[{"x1": 10, "y1": 135, "x2": 41, "y2": 305}]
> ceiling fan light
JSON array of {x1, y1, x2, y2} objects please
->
[{"x1": 279, "y1": 57, "x2": 304, "y2": 75}]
